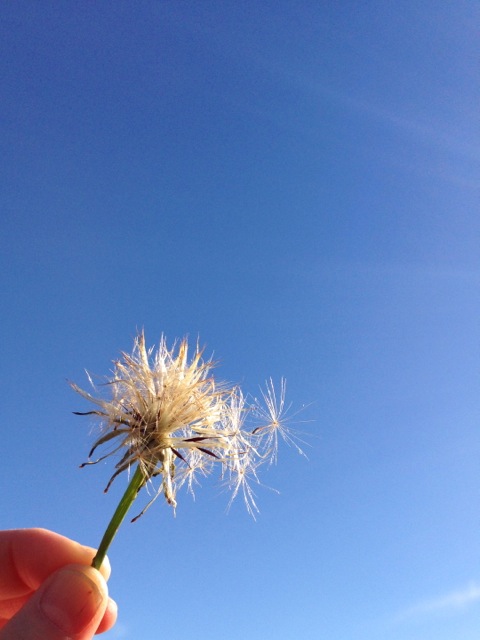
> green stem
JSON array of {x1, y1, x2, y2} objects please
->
[{"x1": 92, "y1": 465, "x2": 146, "y2": 570}]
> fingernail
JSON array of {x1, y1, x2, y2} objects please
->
[{"x1": 40, "y1": 568, "x2": 104, "y2": 635}]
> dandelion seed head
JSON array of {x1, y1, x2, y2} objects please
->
[{"x1": 71, "y1": 332, "x2": 304, "y2": 517}]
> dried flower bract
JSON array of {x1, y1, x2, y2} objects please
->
[{"x1": 72, "y1": 331, "x2": 299, "y2": 518}]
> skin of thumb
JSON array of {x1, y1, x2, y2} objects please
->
[{"x1": 1, "y1": 565, "x2": 109, "y2": 640}]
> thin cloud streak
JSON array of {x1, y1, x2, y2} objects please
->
[{"x1": 396, "y1": 582, "x2": 480, "y2": 621}]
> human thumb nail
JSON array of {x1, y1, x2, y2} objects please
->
[
  {"x1": 1, "y1": 565, "x2": 108, "y2": 640},
  {"x1": 39, "y1": 566, "x2": 106, "y2": 636}
]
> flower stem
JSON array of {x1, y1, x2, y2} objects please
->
[{"x1": 92, "y1": 465, "x2": 146, "y2": 570}]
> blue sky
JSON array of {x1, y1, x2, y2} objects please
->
[{"x1": 1, "y1": 2, "x2": 479, "y2": 639}]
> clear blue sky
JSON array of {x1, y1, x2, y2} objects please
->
[{"x1": 1, "y1": 2, "x2": 479, "y2": 639}]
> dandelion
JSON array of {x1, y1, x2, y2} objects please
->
[{"x1": 71, "y1": 331, "x2": 299, "y2": 569}]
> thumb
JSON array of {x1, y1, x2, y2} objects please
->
[{"x1": 0, "y1": 565, "x2": 109, "y2": 640}]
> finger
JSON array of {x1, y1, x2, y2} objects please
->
[
  {"x1": 0, "y1": 594, "x2": 117, "y2": 633},
  {"x1": 0, "y1": 565, "x2": 109, "y2": 640},
  {"x1": 0, "y1": 529, "x2": 110, "y2": 600},
  {"x1": 95, "y1": 598, "x2": 118, "y2": 635}
]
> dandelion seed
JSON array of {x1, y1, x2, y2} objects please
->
[
  {"x1": 253, "y1": 378, "x2": 308, "y2": 462},
  {"x1": 71, "y1": 331, "x2": 303, "y2": 568}
]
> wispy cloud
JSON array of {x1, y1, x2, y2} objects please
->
[
  {"x1": 109, "y1": 622, "x2": 129, "y2": 638},
  {"x1": 396, "y1": 582, "x2": 480, "y2": 621}
]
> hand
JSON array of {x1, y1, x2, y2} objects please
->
[{"x1": 0, "y1": 528, "x2": 117, "y2": 639}]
